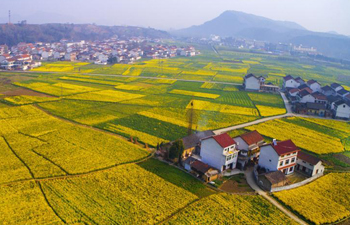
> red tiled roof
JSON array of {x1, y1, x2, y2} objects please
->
[
  {"x1": 272, "y1": 140, "x2": 300, "y2": 156},
  {"x1": 240, "y1": 130, "x2": 264, "y2": 146},
  {"x1": 298, "y1": 151, "x2": 321, "y2": 165},
  {"x1": 212, "y1": 133, "x2": 236, "y2": 148},
  {"x1": 283, "y1": 75, "x2": 294, "y2": 81},
  {"x1": 289, "y1": 88, "x2": 299, "y2": 94}
]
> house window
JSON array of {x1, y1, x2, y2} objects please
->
[
  {"x1": 291, "y1": 157, "x2": 295, "y2": 163},
  {"x1": 285, "y1": 159, "x2": 290, "y2": 165},
  {"x1": 280, "y1": 161, "x2": 283, "y2": 166},
  {"x1": 289, "y1": 166, "x2": 294, "y2": 172}
]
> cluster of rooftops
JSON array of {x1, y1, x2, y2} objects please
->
[
  {"x1": 176, "y1": 129, "x2": 323, "y2": 185},
  {"x1": 283, "y1": 75, "x2": 350, "y2": 119}
]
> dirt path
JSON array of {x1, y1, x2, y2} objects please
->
[{"x1": 244, "y1": 167, "x2": 307, "y2": 225}]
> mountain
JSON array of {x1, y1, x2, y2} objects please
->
[
  {"x1": 0, "y1": 23, "x2": 170, "y2": 46},
  {"x1": 173, "y1": 10, "x2": 350, "y2": 60},
  {"x1": 174, "y1": 10, "x2": 306, "y2": 37}
]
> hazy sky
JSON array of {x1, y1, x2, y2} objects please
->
[{"x1": 1, "y1": 0, "x2": 350, "y2": 35}]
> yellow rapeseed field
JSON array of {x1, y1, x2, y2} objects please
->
[
  {"x1": 256, "y1": 105, "x2": 286, "y2": 117},
  {"x1": 41, "y1": 164, "x2": 198, "y2": 224},
  {"x1": 167, "y1": 193, "x2": 297, "y2": 225},
  {"x1": 0, "y1": 105, "x2": 149, "y2": 177},
  {"x1": 3, "y1": 95, "x2": 59, "y2": 105},
  {"x1": 187, "y1": 100, "x2": 259, "y2": 116},
  {"x1": 246, "y1": 119, "x2": 344, "y2": 154},
  {"x1": 104, "y1": 123, "x2": 168, "y2": 146},
  {"x1": 170, "y1": 89, "x2": 220, "y2": 99},
  {"x1": 0, "y1": 181, "x2": 63, "y2": 224},
  {"x1": 274, "y1": 173, "x2": 350, "y2": 225},
  {"x1": 67, "y1": 90, "x2": 144, "y2": 102},
  {"x1": 14, "y1": 82, "x2": 97, "y2": 96}
]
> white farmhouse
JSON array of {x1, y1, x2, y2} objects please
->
[
  {"x1": 333, "y1": 100, "x2": 350, "y2": 119},
  {"x1": 298, "y1": 89, "x2": 315, "y2": 103},
  {"x1": 200, "y1": 133, "x2": 238, "y2": 172},
  {"x1": 296, "y1": 151, "x2": 324, "y2": 177},
  {"x1": 243, "y1": 74, "x2": 260, "y2": 91},
  {"x1": 307, "y1": 79, "x2": 321, "y2": 93},
  {"x1": 258, "y1": 140, "x2": 300, "y2": 175},
  {"x1": 283, "y1": 75, "x2": 299, "y2": 89}
]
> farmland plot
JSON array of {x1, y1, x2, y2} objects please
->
[
  {"x1": 274, "y1": 173, "x2": 350, "y2": 225},
  {"x1": 0, "y1": 105, "x2": 149, "y2": 177},
  {"x1": 246, "y1": 118, "x2": 344, "y2": 154},
  {"x1": 0, "y1": 181, "x2": 62, "y2": 224},
  {"x1": 166, "y1": 193, "x2": 297, "y2": 225},
  {"x1": 41, "y1": 164, "x2": 198, "y2": 225}
]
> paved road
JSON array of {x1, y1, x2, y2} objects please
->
[{"x1": 244, "y1": 167, "x2": 307, "y2": 225}]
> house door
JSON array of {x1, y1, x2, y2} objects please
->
[{"x1": 283, "y1": 169, "x2": 287, "y2": 174}]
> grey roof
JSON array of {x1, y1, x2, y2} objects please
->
[
  {"x1": 334, "y1": 100, "x2": 349, "y2": 107},
  {"x1": 337, "y1": 89, "x2": 349, "y2": 95},
  {"x1": 306, "y1": 102, "x2": 326, "y2": 110},
  {"x1": 182, "y1": 130, "x2": 214, "y2": 150},
  {"x1": 264, "y1": 171, "x2": 287, "y2": 184},
  {"x1": 327, "y1": 95, "x2": 342, "y2": 103},
  {"x1": 321, "y1": 85, "x2": 334, "y2": 92},
  {"x1": 331, "y1": 83, "x2": 342, "y2": 89}
]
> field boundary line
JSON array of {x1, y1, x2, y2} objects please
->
[{"x1": 36, "y1": 181, "x2": 68, "y2": 224}]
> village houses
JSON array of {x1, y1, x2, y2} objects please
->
[{"x1": 283, "y1": 75, "x2": 350, "y2": 119}]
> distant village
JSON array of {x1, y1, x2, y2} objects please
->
[
  {"x1": 187, "y1": 34, "x2": 319, "y2": 57},
  {"x1": 0, "y1": 37, "x2": 199, "y2": 71},
  {"x1": 283, "y1": 75, "x2": 350, "y2": 120}
]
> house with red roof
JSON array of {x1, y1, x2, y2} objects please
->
[
  {"x1": 200, "y1": 133, "x2": 238, "y2": 172},
  {"x1": 233, "y1": 130, "x2": 265, "y2": 169},
  {"x1": 258, "y1": 139, "x2": 300, "y2": 175}
]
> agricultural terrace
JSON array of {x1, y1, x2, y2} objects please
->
[
  {"x1": 245, "y1": 117, "x2": 349, "y2": 154},
  {"x1": 0, "y1": 105, "x2": 149, "y2": 182},
  {"x1": 166, "y1": 193, "x2": 297, "y2": 225},
  {"x1": 3, "y1": 72, "x2": 287, "y2": 146},
  {"x1": 274, "y1": 173, "x2": 350, "y2": 225}
]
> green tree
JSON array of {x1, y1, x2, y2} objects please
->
[{"x1": 169, "y1": 139, "x2": 184, "y2": 162}]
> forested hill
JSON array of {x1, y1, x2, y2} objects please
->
[{"x1": 0, "y1": 23, "x2": 170, "y2": 46}]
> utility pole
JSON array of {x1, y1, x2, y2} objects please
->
[{"x1": 8, "y1": 10, "x2": 11, "y2": 25}]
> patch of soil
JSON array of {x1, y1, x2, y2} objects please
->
[
  {"x1": 220, "y1": 178, "x2": 254, "y2": 193},
  {"x1": 333, "y1": 153, "x2": 350, "y2": 165},
  {"x1": 2, "y1": 88, "x2": 54, "y2": 97}
]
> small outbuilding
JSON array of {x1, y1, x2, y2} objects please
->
[
  {"x1": 258, "y1": 171, "x2": 288, "y2": 191},
  {"x1": 191, "y1": 160, "x2": 219, "y2": 182}
]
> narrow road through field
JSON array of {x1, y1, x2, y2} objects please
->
[{"x1": 244, "y1": 167, "x2": 307, "y2": 225}]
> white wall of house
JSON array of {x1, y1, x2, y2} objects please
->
[
  {"x1": 200, "y1": 138, "x2": 238, "y2": 172},
  {"x1": 297, "y1": 159, "x2": 324, "y2": 176},
  {"x1": 284, "y1": 79, "x2": 299, "y2": 89},
  {"x1": 300, "y1": 94, "x2": 315, "y2": 103},
  {"x1": 244, "y1": 76, "x2": 260, "y2": 91},
  {"x1": 335, "y1": 104, "x2": 350, "y2": 119},
  {"x1": 233, "y1": 137, "x2": 249, "y2": 150},
  {"x1": 258, "y1": 145, "x2": 279, "y2": 172},
  {"x1": 309, "y1": 83, "x2": 321, "y2": 93}
]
